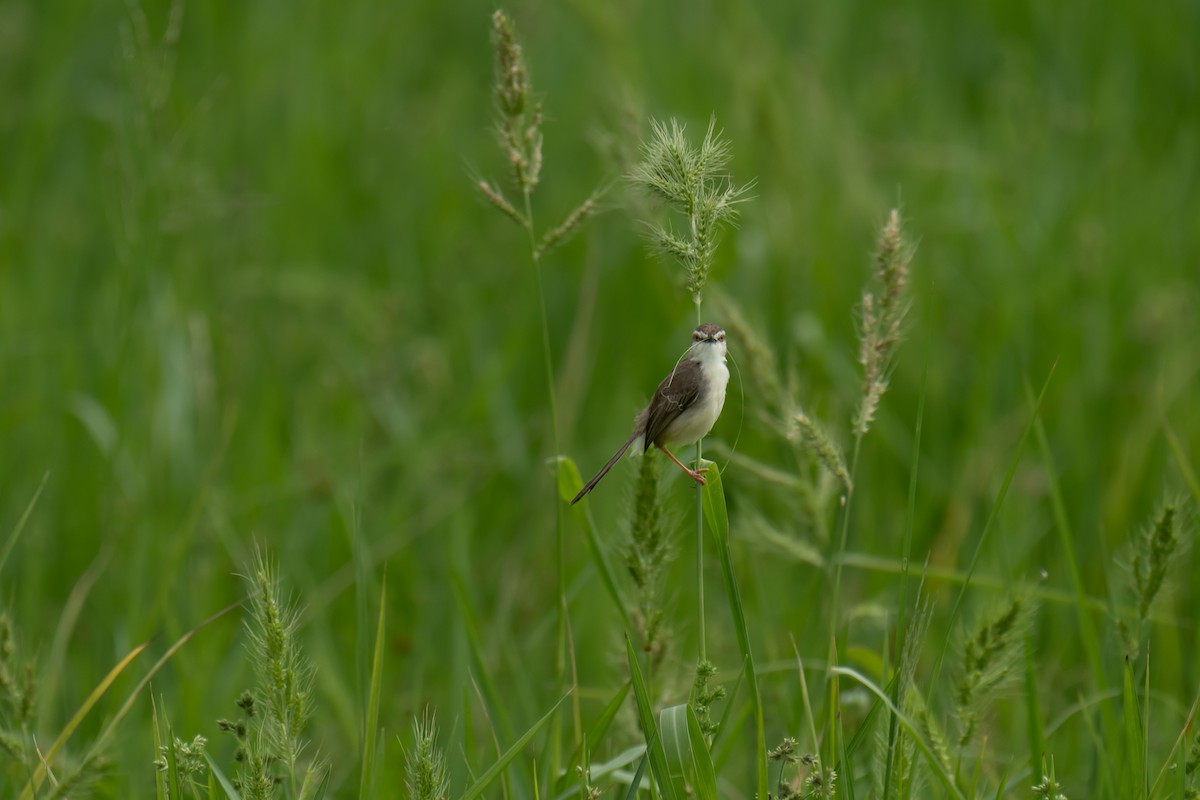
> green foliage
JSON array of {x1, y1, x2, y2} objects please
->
[{"x1": 0, "y1": 0, "x2": 1197, "y2": 797}]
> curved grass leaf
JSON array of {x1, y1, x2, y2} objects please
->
[
  {"x1": 19, "y1": 642, "x2": 148, "y2": 799},
  {"x1": 558, "y1": 456, "x2": 635, "y2": 631},
  {"x1": 700, "y1": 460, "x2": 768, "y2": 798},
  {"x1": 359, "y1": 571, "x2": 387, "y2": 797},
  {"x1": 832, "y1": 666, "x2": 965, "y2": 800},
  {"x1": 460, "y1": 690, "x2": 571, "y2": 800},
  {"x1": 625, "y1": 635, "x2": 682, "y2": 800},
  {"x1": 205, "y1": 751, "x2": 242, "y2": 799}
]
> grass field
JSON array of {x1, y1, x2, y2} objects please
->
[{"x1": 2, "y1": 0, "x2": 1199, "y2": 797}]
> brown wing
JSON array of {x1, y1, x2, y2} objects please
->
[{"x1": 641, "y1": 358, "x2": 702, "y2": 450}]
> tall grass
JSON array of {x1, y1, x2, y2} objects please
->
[{"x1": 0, "y1": 0, "x2": 1197, "y2": 797}]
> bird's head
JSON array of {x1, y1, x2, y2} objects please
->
[{"x1": 691, "y1": 323, "x2": 727, "y2": 360}]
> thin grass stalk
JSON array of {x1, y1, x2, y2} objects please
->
[
  {"x1": 926, "y1": 363, "x2": 1056, "y2": 702},
  {"x1": 829, "y1": 436, "x2": 863, "y2": 643},
  {"x1": 884, "y1": 370, "x2": 926, "y2": 800},
  {"x1": 695, "y1": 301, "x2": 706, "y2": 664},
  {"x1": 526, "y1": 188, "x2": 574, "y2": 779}
]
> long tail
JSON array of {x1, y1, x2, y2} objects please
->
[{"x1": 570, "y1": 433, "x2": 638, "y2": 505}]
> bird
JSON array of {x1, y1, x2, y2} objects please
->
[{"x1": 570, "y1": 323, "x2": 729, "y2": 505}]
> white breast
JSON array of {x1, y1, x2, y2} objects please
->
[{"x1": 660, "y1": 344, "x2": 729, "y2": 446}]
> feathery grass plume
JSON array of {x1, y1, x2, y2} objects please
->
[
  {"x1": 1184, "y1": 727, "x2": 1200, "y2": 799},
  {"x1": 1132, "y1": 501, "x2": 1184, "y2": 620},
  {"x1": 1119, "y1": 500, "x2": 1190, "y2": 658},
  {"x1": 535, "y1": 191, "x2": 601, "y2": 260},
  {"x1": 625, "y1": 452, "x2": 674, "y2": 664},
  {"x1": 1033, "y1": 755, "x2": 1069, "y2": 800},
  {"x1": 477, "y1": 9, "x2": 602, "y2": 256},
  {"x1": 404, "y1": 710, "x2": 450, "y2": 800},
  {"x1": 854, "y1": 209, "x2": 913, "y2": 436},
  {"x1": 914, "y1": 704, "x2": 953, "y2": 778},
  {"x1": 630, "y1": 117, "x2": 753, "y2": 305},
  {"x1": 953, "y1": 594, "x2": 1033, "y2": 748},
  {"x1": 792, "y1": 410, "x2": 852, "y2": 493},
  {"x1": 491, "y1": 9, "x2": 541, "y2": 197},
  {"x1": 245, "y1": 553, "x2": 315, "y2": 783},
  {"x1": 0, "y1": 612, "x2": 34, "y2": 769}
]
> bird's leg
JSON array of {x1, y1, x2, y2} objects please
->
[{"x1": 659, "y1": 445, "x2": 707, "y2": 485}]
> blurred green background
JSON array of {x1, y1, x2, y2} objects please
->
[{"x1": 1, "y1": 0, "x2": 1198, "y2": 795}]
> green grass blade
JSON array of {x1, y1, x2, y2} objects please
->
[
  {"x1": 1031, "y1": 379, "x2": 1107, "y2": 695},
  {"x1": 790, "y1": 639, "x2": 822, "y2": 772},
  {"x1": 204, "y1": 752, "x2": 242, "y2": 800},
  {"x1": 685, "y1": 705, "x2": 718, "y2": 800},
  {"x1": 86, "y1": 601, "x2": 241, "y2": 766},
  {"x1": 1022, "y1": 628, "x2": 1046, "y2": 784},
  {"x1": 558, "y1": 456, "x2": 635, "y2": 631},
  {"x1": 1122, "y1": 659, "x2": 1146, "y2": 799},
  {"x1": 0, "y1": 471, "x2": 47, "y2": 577},
  {"x1": 625, "y1": 635, "x2": 681, "y2": 800},
  {"x1": 166, "y1": 723, "x2": 182, "y2": 800},
  {"x1": 700, "y1": 460, "x2": 768, "y2": 798},
  {"x1": 359, "y1": 570, "x2": 387, "y2": 798},
  {"x1": 1163, "y1": 418, "x2": 1200, "y2": 505},
  {"x1": 460, "y1": 690, "x2": 571, "y2": 800},
  {"x1": 661, "y1": 704, "x2": 691, "y2": 793},
  {"x1": 559, "y1": 680, "x2": 630, "y2": 792},
  {"x1": 19, "y1": 641, "x2": 148, "y2": 799},
  {"x1": 313, "y1": 766, "x2": 332, "y2": 800},
  {"x1": 831, "y1": 666, "x2": 966, "y2": 800},
  {"x1": 928, "y1": 363, "x2": 1056, "y2": 696},
  {"x1": 451, "y1": 568, "x2": 514, "y2": 741},
  {"x1": 623, "y1": 752, "x2": 649, "y2": 800},
  {"x1": 151, "y1": 694, "x2": 166, "y2": 800},
  {"x1": 1149, "y1": 683, "x2": 1200, "y2": 798},
  {"x1": 886, "y1": 364, "x2": 926, "y2": 800},
  {"x1": 660, "y1": 704, "x2": 718, "y2": 800}
]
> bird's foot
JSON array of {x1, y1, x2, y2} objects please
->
[{"x1": 687, "y1": 467, "x2": 708, "y2": 485}]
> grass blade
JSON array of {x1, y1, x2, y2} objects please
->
[
  {"x1": 204, "y1": 751, "x2": 242, "y2": 800},
  {"x1": 700, "y1": 460, "x2": 768, "y2": 798},
  {"x1": 928, "y1": 363, "x2": 1056, "y2": 696},
  {"x1": 831, "y1": 666, "x2": 966, "y2": 800},
  {"x1": 558, "y1": 456, "x2": 635, "y2": 631},
  {"x1": 623, "y1": 752, "x2": 649, "y2": 800},
  {"x1": 661, "y1": 704, "x2": 719, "y2": 800},
  {"x1": 359, "y1": 570, "x2": 387, "y2": 798},
  {"x1": 151, "y1": 694, "x2": 166, "y2": 800},
  {"x1": 1122, "y1": 658, "x2": 1146, "y2": 799},
  {"x1": 0, "y1": 471, "x2": 47, "y2": 576},
  {"x1": 20, "y1": 641, "x2": 148, "y2": 798},
  {"x1": 460, "y1": 690, "x2": 572, "y2": 800},
  {"x1": 166, "y1": 724, "x2": 182, "y2": 800},
  {"x1": 1030, "y1": 378, "x2": 1107, "y2": 697},
  {"x1": 1163, "y1": 418, "x2": 1200, "y2": 505},
  {"x1": 685, "y1": 705, "x2": 718, "y2": 800},
  {"x1": 559, "y1": 681, "x2": 630, "y2": 792},
  {"x1": 625, "y1": 635, "x2": 681, "y2": 800}
]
